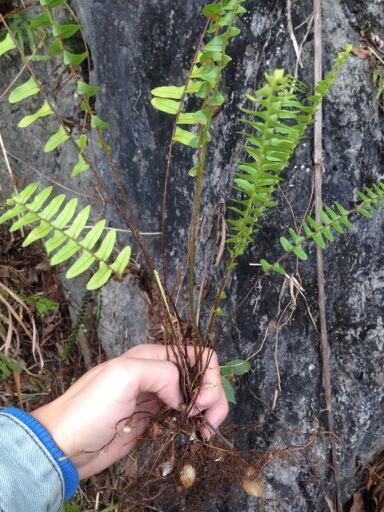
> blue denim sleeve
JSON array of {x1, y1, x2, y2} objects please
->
[{"x1": 0, "y1": 408, "x2": 78, "y2": 512}]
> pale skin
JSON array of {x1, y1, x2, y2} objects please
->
[{"x1": 32, "y1": 344, "x2": 229, "y2": 479}]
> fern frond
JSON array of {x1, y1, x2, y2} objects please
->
[
  {"x1": 0, "y1": 184, "x2": 131, "y2": 290},
  {"x1": 260, "y1": 180, "x2": 384, "y2": 276},
  {"x1": 1, "y1": 2, "x2": 105, "y2": 175},
  {"x1": 150, "y1": 0, "x2": 247, "y2": 164},
  {"x1": 227, "y1": 45, "x2": 352, "y2": 262}
]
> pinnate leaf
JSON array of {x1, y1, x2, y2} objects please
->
[{"x1": 9, "y1": 77, "x2": 40, "y2": 104}]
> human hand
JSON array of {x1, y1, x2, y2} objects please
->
[{"x1": 31, "y1": 344, "x2": 228, "y2": 479}]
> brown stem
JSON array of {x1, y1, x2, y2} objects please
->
[
  {"x1": 161, "y1": 19, "x2": 210, "y2": 287},
  {"x1": 313, "y1": 1, "x2": 342, "y2": 510}
]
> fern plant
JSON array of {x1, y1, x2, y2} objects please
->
[
  {"x1": 1, "y1": 1, "x2": 379, "y2": 407},
  {"x1": 151, "y1": 0, "x2": 246, "y2": 171},
  {"x1": 150, "y1": 0, "x2": 248, "y2": 325},
  {"x1": 0, "y1": 184, "x2": 131, "y2": 290},
  {"x1": 205, "y1": 45, "x2": 352, "y2": 332}
]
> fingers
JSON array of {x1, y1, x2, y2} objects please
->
[
  {"x1": 187, "y1": 350, "x2": 229, "y2": 435},
  {"x1": 126, "y1": 358, "x2": 183, "y2": 410},
  {"x1": 124, "y1": 344, "x2": 229, "y2": 434}
]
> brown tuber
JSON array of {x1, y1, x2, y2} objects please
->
[
  {"x1": 179, "y1": 464, "x2": 196, "y2": 488},
  {"x1": 241, "y1": 466, "x2": 264, "y2": 497}
]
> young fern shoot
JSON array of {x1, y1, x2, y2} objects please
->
[{"x1": 260, "y1": 180, "x2": 384, "y2": 277}]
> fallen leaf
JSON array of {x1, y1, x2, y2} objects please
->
[{"x1": 352, "y1": 47, "x2": 369, "y2": 59}]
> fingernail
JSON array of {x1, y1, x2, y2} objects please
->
[{"x1": 200, "y1": 427, "x2": 211, "y2": 442}]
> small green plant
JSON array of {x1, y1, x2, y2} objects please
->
[
  {"x1": 59, "y1": 502, "x2": 81, "y2": 512},
  {"x1": 0, "y1": 353, "x2": 22, "y2": 382},
  {"x1": 220, "y1": 358, "x2": 251, "y2": 404},
  {"x1": 61, "y1": 291, "x2": 91, "y2": 360},
  {"x1": 24, "y1": 295, "x2": 58, "y2": 316}
]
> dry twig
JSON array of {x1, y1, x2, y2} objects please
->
[{"x1": 313, "y1": 1, "x2": 342, "y2": 510}]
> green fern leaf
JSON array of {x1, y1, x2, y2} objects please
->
[
  {"x1": 110, "y1": 246, "x2": 131, "y2": 274},
  {"x1": 87, "y1": 262, "x2": 112, "y2": 291},
  {"x1": 39, "y1": 0, "x2": 66, "y2": 6},
  {"x1": 173, "y1": 127, "x2": 199, "y2": 147},
  {"x1": 53, "y1": 23, "x2": 81, "y2": 39},
  {"x1": 0, "y1": 34, "x2": 16, "y2": 56},
  {"x1": 71, "y1": 134, "x2": 90, "y2": 176},
  {"x1": 94, "y1": 230, "x2": 116, "y2": 261},
  {"x1": 48, "y1": 39, "x2": 63, "y2": 57},
  {"x1": 0, "y1": 204, "x2": 25, "y2": 224},
  {"x1": 18, "y1": 100, "x2": 53, "y2": 128},
  {"x1": 91, "y1": 115, "x2": 109, "y2": 130},
  {"x1": 63, "y1": 50, "x2": 88, "y2": 66},
  {"x1": 177, "y1": 110, "x2": 208, "y2": 125},
  {"x1": 151, "y1": 97, "x2": 180, "y2": 115},
  {"x1": 29, "y1": 12, "x2": 52, "y2": 29},
  {"x1": 77, "y1": 81, "x2": 100, "y2": 97},
  {"x1": 1, "y1": 185, "x2": 131, "y2": 290},
  {"x1": 9, "y1": 77, "x2": 40, "y2": 103},
  {"x1": 71, "y1": 155, "x2": 89, "y2": 176},
  {"x1": 151, "y1": 82, "x2": 202, "y2": 99},
  {"x1": 66, "y1": 252, "x2": 95, "y2": 279},
  {"x1": 44, "y1": 126, "x2": 69, "y2": 153}
]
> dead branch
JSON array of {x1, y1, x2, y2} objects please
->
[{"x1": 313, "y1": 1, "x2": 342, "y2": 510}]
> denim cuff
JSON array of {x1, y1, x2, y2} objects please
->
[{"x1": 1, "y1": 407, "x2": 78, "y2": 500}]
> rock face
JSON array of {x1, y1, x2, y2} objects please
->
[
  {"x1": 1, "y1": 0, "x2": 383, "y2": 509},
  {"x1": 75, "y1": 0, "x2": 384, "y2": 510}
]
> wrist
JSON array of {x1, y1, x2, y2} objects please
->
[{"x1": 31, "y1": 403, "x2": 96, "y2": 479}]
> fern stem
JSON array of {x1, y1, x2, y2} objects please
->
[
  {"x1": 161, "y1": 19, "x2": 211, "y2": 287},
  {"x1": 187, "y1": 0, "x2": 244, "y2": 332},
  {"x1": 188, "y1": 116, "x2": 211, "y2": 337}
]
